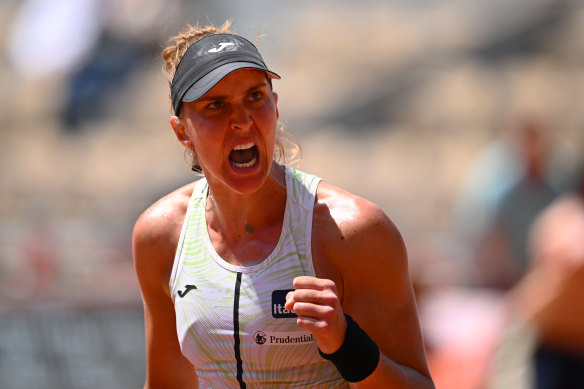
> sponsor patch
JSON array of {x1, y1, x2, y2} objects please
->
[
  {"x1": 253, "y1": 330, "x2": 314, "y2": 346},
  {"x1": 271, "y1": 289, "x2": 296, "y2": 318}
]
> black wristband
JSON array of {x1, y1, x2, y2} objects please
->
[{"x1": 318, "y1": 314, "x2": 380, "y2": 382}]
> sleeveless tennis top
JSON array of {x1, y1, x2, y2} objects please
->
[{"x1": 169, "y1": 167, "x2": 347, "y2": 388}]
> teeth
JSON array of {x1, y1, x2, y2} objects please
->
[
  {"x1": 233, "y1": 142, "x2": 255, "y2": 151},
  {"x1": 232, "y1": 155, "x2": 258, "y2": 168}
]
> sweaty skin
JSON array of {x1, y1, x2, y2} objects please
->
[
  {"x1": 285, "y1": 182, "x2": 434, "y2": 388},
  {"x1": 135, "y1": 67, "x2": 434, "y2": 388}
]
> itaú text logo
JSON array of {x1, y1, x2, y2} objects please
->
[
  {"x1": 272, "y1": 289, "x2": 297, "y2": 318},
  {"x1": 253, "y1": 331, "x2": 314, "y2": 346}
]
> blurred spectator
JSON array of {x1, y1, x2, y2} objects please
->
[
  {"x1": 426, "y1": 122, "x2": 582, "y2": 388},
  {"x1": 508, "y1": 166, "x2": 584, "y2": 389},
  {"x1": 6, "y1": 0, "x2": 105, "y2": 80},
  {"x1": 475, "y1": 118, "x2": 558, "y2": 289},
  {"x1": 58, "y1": 0, "x2": 171, "y2": 130},
  {"x1": 456, "y1": 117, "x2": 565, "y2": 289},
  {"x1": 58, "y1": 26, "x2": 155, "y2": 129},
  {"x1": 6, "y1": 0, "x2": 172, "y2": 130}
]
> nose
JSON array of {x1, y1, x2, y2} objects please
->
[{"x1": 230, "y1": 103, "x2": 252, "y2": 131}]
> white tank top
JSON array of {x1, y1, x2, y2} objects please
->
[{"x1": 170, "y1": 167, "x2": 347, "y2": 388}]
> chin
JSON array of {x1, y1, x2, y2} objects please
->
[{"x1": 225, "y1": 163, "x2": 272, "y2": 194}]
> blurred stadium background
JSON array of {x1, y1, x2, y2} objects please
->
[{"x1": 1, "y1": 0, "x2": 583, "y2": 388}]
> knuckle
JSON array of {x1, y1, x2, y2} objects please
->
[
  {"x1": 322, "y1": 279, "x2": 337, "y2": 292},
  {"x1": 295, "y1": 289, "x2": 309, "y2": 301},
  {"x1": 321, "y1": 306, "x2": 336, "y2": 321},
  {"x1": 293, "y1": 301, "x2": 306, "y2": 312},
  {"x1": 322, "y1": 291, "x2": 339, "y2": 306}
]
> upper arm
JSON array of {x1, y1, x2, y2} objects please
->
[
  {"x1": 133, "y1": 197, "x2": 198, "y2": 389},
  {"x1": 343, "y1": 208, "x2": 429, "y2": 374},
  {"x1": 313, "y1": 187, "x2": 431, "y2": 380}
]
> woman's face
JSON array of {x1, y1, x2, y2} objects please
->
[{"x1": 175, "y1": 68, "x2": 279, "y2": 195}]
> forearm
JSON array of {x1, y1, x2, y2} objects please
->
[
  {"x1": 317, "y1": 313, "x2": 434, "y2": 388},
  {"x1": 349, "y1": 353, "x2": 435, "y2": 389}
]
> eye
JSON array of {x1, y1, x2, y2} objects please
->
[
  {"x1": 206, "y1": 100, "x2": 224, "y2": 109},
  {"x1": 249, "y1": 90, "x2": 264, "y2": 102}
]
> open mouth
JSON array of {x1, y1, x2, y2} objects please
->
[{"x1": 229, "y1": 142, "x2": 258, "y2": 168}]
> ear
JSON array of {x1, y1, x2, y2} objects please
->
[
  {"x1": 170, "y1": 116, "x2": 193, "y2": 149},
  {"x1": 273, "y1": 92, "x2": 279, "y2": 120}
]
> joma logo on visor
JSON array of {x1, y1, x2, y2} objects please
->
[{"x1": 208, "y1": 42, "x2": 235, "y2": 53}]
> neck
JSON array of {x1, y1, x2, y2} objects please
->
[{"x1": 206, "y1": 164, "x2": 287, "y2": 240}]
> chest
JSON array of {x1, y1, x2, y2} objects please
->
[{"x1": 173, "y1": 252, "x2": 321, "y2": 371}]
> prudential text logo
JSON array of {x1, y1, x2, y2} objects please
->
[{"x1": 253, "y1": 331, "x2": 314, "y2": 346}]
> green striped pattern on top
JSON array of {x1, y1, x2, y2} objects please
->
[{"x1": 169, "y1": 167, "x2": 347, "y2": 388}]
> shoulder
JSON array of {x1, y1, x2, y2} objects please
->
[
  {"x1": 312, "y1": 181, "x2": 415, "y2": 328},
  {"x1": 133, "y1": 182, "x2": 196, "y2": 246},
  {"x1": 314, "y1": 181, "x2": 403, "y2": 245},
  {"x1": 132, "y1": 182, "x2": 197, "y2": 293},
  {"x1": 313, "y1": 181, "x2": 407, "y2": 273}
]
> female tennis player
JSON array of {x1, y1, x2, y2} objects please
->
[{"x1": 133, "y1": 21, "x2": 434, "y2": 388}]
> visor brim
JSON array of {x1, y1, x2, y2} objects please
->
[{"x1": 182, "y1": 61, "x2": 280, "y2": 103}]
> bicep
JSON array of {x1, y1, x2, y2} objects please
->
[{"x1": 338, "y1": 212, "x2": 430, "y2": 376}]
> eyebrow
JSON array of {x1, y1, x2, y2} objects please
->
[{"x1": 197, "y1": 82, "x2": 269, "y2": 102}]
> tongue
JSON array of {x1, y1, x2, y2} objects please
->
[{"x1": 230, "y1": 146, "x2": 256, "y2": 164}]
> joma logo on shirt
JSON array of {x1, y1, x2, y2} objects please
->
[
  {"x1": 178, "y1": 284, "x2": 197, "y2": 298},
  {"x1": 271, "y1": 289, "x2": 296, "y2": 318}
]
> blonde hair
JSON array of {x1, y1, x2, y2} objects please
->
[{"x1": 161, "y1": 21, "x2": 301, "y2": 172}]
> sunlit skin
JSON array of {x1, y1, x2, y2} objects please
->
[
  {"x1": 168, "y1": 69, "x2": 289, "y2": 266},
  {"x1": 134, "y1": 68, "x2": 434, "y2": 388},
  {"x1": 170, "y1": 69, "x2": 280, "y2": 198}
]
